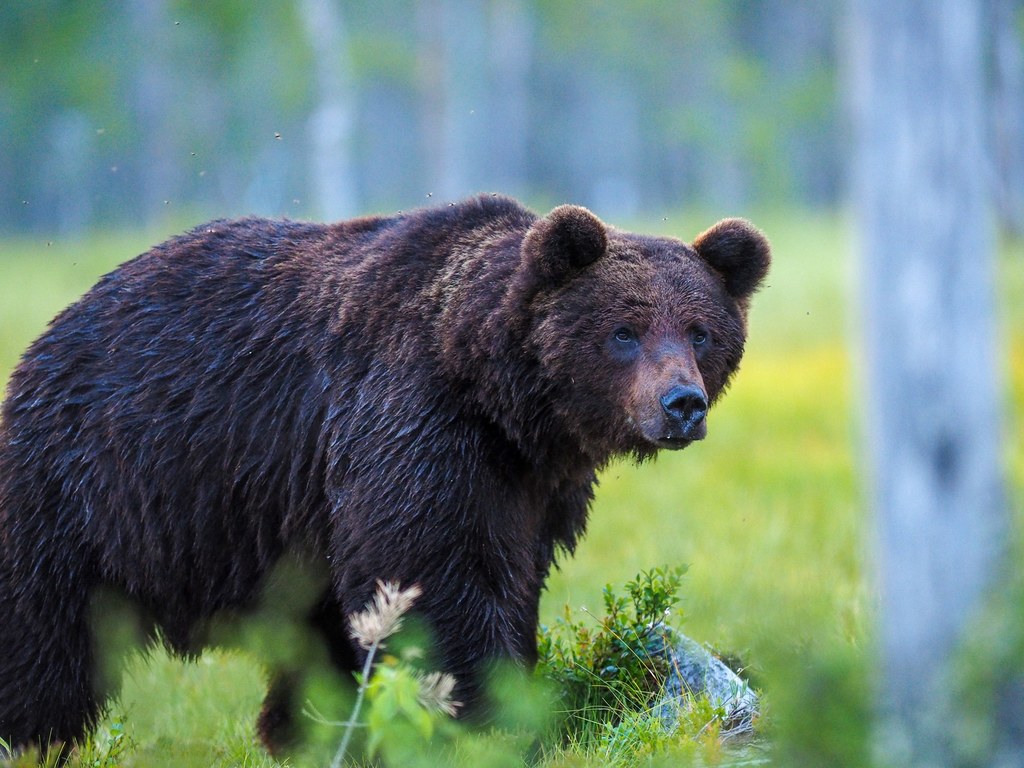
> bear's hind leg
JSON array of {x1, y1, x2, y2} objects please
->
[
  {"x1": 255, "y1": 591, "x2": 361, "y2": 754},
  {"x1": 255, "y1": 670, "x2": 301, "y2": 755},
  {"x1": 0, "y1": 556, "x2": 100, "y2": 753}
]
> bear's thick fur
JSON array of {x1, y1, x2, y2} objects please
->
[{"x1": 0, "y1": 195, "x2": 769, "y2": 750}]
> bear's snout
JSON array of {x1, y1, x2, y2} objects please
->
[{"x1": 659, "y1": 384, "x2": 708, "y2": 443}]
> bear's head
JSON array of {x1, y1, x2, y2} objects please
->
[{"x1": 521, "y1": 205, "x2": 770, "y2": 461}]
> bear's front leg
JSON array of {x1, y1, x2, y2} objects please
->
[
  {"x1": 332, "y1": 522, "x2": 545, "y2": 718},
  {"x1": 415, "y1": 573, "x2": 543, "y2": 715}
]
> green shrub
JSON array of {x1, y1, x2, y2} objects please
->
[{"x1": 537, "y1": 566, "x2": 686, "y2": 742}]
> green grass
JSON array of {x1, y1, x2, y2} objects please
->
[{"x1": 1, "y1": 212, "x2": 1021, "y2": 766}]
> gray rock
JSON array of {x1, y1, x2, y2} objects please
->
[{"x1": 649, "y1": 625, "x2": 760, "y2": 740}]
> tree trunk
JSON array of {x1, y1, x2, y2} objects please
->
[
  {"x1": 416, "y1": 0, "x2": 488, "y2": 201},
  {"x1": 849, "y1": 0, "x2": 1008, "y2": 764},
  {"x1": 990, "y1": 0, "x2": 1024, "y2": 236},
  {"x1": 488, "y1": 0, "x2": 533, "y2": 197},
  {"x1": 416, "y1": 0, "x2": 448, "y2": 199},
  {"x1": 128, "y1": 0, "x2": 179, "y2": 223},
  {"x1": 44, "y1": 110, "x2": 93, "y2": 235},
  {"x1": 298, "y1": 0, "x2": 358, "y2": 220}
]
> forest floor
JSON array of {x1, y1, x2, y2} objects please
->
[{"x1": 1, "y1": 211, "x2": 1021, "y2": 766}]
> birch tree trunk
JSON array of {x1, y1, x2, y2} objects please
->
[
  {"x1": 416, "y1": 0, "x2": 449, "y2": 198},
  {"x1": 299, "y1": 0, "x2": 357, "y2": 220},
  {"x1": 416, "y1": 0, "x2": 488, "y2": 201},
  {"x1": 849, "y1": 0, "x2": 1008, "y2": 764},
  {"x1": 488, "y1": 0, "x2": 533, "y2": 197},
  {"x1": 129, "y1": 0, "x2": 179, "y2": 223},
  {"x1": 991, "y1": 0, "x2": 1024, "y2": 236}
]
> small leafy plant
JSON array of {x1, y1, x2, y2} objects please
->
[
  {"x1": 0, "y1": 718, "x2": 134, "y2": 768},
  {"x1": 537, "y1": 566, "x2": 687, "y2": 745},
  {"x1": 73, "y1": 720, "x2": 133, "y2": 768},
  {"x1": 305, "y1": 580, "x2": 461, "y2": 768}
]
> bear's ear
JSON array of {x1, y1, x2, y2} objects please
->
[
  {"x1": 522, "y1": 205, "x2": 607, "y2": 282},
  {"x1": 692, "y1": 218, "x2": 771, "y2": 300}
]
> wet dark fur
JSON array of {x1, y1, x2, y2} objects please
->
[{"x1": 0, "y1": 195, "x2": 769, "y2": 750}]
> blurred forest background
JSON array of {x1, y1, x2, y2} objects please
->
[
  {"x1": 1, "y1": 1, "x2": 1024, "y2": 765},
  {"x1": 2, "y1": 0, "x2": 1021, "y2": 234},
  {"x1": 5, "y1": 0, "x2": 836, "y2": 231}
]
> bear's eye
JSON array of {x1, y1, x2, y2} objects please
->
[
  {"x1": 613, "y1": 327, "x2": 637, "y2": 345},
  {"x1": 691, "y1": 329, "x2": 709, "y2": 346}
]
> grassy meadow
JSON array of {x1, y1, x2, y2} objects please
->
[{"x1": 0, "y1": 211, "x2": 1021, "y2": 766}]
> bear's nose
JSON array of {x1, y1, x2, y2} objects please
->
[{"x1": 660, "y1": 384, "x2": 707, "y2": 426}]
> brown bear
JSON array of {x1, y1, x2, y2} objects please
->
[{"x1": 0, "y1": 194, "x2": 769, "y2": 752}]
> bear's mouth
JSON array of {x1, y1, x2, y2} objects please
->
[
  {"x1": 629, "y1": 408, "x2": 706, "y2": 451},
  {"x1": 645, "y1": 418, "x2": 706, "y2": 450},
  {"x1": 654, "y1": 435, "x2": 693, "y2": 450}
]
